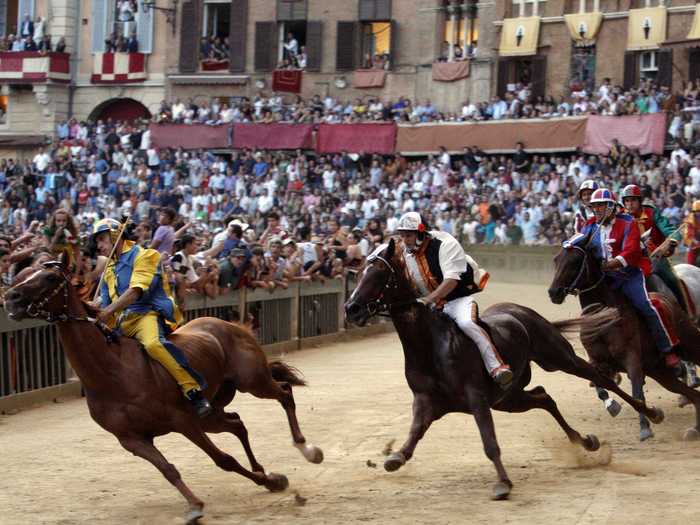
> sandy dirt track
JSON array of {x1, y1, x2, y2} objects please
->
[{"x1": 1, "y1": 282, "x2": 699, "y2": 525}]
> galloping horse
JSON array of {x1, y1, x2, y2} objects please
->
[
  {"x1": 344, "y1": 239, "x2": 663, "y2": 500},
  {"x1": 548, "y1": 233, "x2": 700, "y2": 442},
  {"x1": 3, "y1": 255, "x2": 323, "y2": 524}
]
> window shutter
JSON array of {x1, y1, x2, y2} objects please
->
[
  {"x1": 255, "y1": 21, "x2": 277, "y2": 72},
  {"x1": 292, "y1": 0, "x2": 308, "y2": 20},
  {"x1": 623, "y1": 51, "x2": 637, "y2": 91},
  {"x1": 336, "y1": 21, "x2": 357, "y2": 71},
  {"x1": 229, "y1": 0, "x2": 249, "y2": 73},
  {"x1": 277, "y1": 0, "x2": 292, "y2": 21},
  {"x1": 359, "y1": 0, "x2": 375, "y2": 21},
  {"x1": 136, "y1": 4, "x2": 154, "y2": 54},
  {"x1": 91, "y1": 0, "x2": 108, "y2": 53},
  {"x1": 531, "y1": 56, "x2": 547, "y2": 100},
  {"x1": 179, "y1": 1, "x2": 200, "y2": 73},
  {"x1": 656, "y1": 49, "x2": 672, "y2": 89},
  {"x1": 389, "y1": 19, "x2": 398, "y2": 69},
  {"x1": 376, "y1": 0, "x2": 392, "y2": 20},
  {"x1": 0, "y1": 0, "x2": 7, "y2": 37},
  {"x1": 305, "y1": 21, "x2": 322, "y2": 72},
  {"x1": 497, "y1": 58, "x2": 510, "y2": 97},
  {"x1": 277, "y1": 0, "x2": 307, "y2": 21},
  {"x1": 690, "y1": 49, "x2": 700, "y2": 87}
]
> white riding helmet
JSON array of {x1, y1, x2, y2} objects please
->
[{"x1": 396, "y1": 212, "x2": 423, "y2": 232}]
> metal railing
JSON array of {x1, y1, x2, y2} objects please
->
[{"x1": 0, "y1": 278, "x2": 362, "y2": 404}]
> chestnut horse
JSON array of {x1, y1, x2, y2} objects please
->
[
  {"x1": 344, "y1": 239, "x2": 663, "y2": 500},
  {"x1": 548, "y1": 234, "x2": 700, "y2": 442},
  {"x1": 3, "y1": 257, "x2": 323, "y2": 524}
]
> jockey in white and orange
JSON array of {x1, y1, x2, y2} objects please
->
[{"x1": 395, "y1": 212, "x2": 513, "y2": 387}]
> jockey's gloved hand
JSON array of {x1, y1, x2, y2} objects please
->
[{"x1": 665, "y1": 242, "x2": 678, "y2": 257}]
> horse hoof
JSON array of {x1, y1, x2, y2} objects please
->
[
  {"x1": 295, "y1": 443, "x2": 324, "y2": 464},
  {"x1": 384, "y1": 452, "x2": 406, "y2": 472},
  {"x1": 584, "y1": 434, "x2": 600, "y2": 452},
  {"x1": 605, "y1": 398, "x2": 622, "y2": 417},
  {"x1": 265, "y1": 473, "x2": 289, "y2": 493},
  {"x1": 679, "y1": 394, "x2": 691, "y2": 408},
  {"x1": 683, "y1": 428, "x2": 700, "y2": 441},
  {"x1": 492, "y1": 481, "x2": 512, "y2": 501},
  {"x1": 186, "y1": 507, "x2": 204, "y2": 525},
  {"x1": 640, "y1": 427, "x2": 654, "y2": 442},
  {"x1": 648, "y1": 407, "x2": 665, "y2": 425}
]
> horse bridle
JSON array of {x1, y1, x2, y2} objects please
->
[
  {"x1": 563, "y1": 245, "x2": 605, "y2": 296},
  {"x1": 23, "y1": 263, "x2": 91, "y2": 324},
  {"x1": 354, "y1": 253, "x2": 419, "y2": 318}
]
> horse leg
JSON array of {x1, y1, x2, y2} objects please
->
[
  {"x1": 627, "y1": 366, "x2": 653, "y2": 442},
  {"x1": 594, "y1": 386, "x2": 622, "y2": 417},
  {"x1": 470, "y1": 397, "x2": 512, "y2": 500},
  {"x1": 647, "y1": 367, "x2": 700, "y2": 441},
  {"x1": 538, "y1": 351, "x2": 664, "y2": 425},
  {"x1": 497, "y1": 386, "x2": 600, "y2": 451},
  {"x1": 248, "y1": 380, "x2": 323, "y2": 464},
  {"x1": 119, "y1": 436, "x2": 205, "y2": 524},
  {"x1": 384, "y1": 393, "x2": 436, "y2": 472},
  {"x1": 200, "y1": 409, "x2": 264, "y2": 473},
  {"x1": 183, "y1": 427, "x2": 290, "y2": 493}
]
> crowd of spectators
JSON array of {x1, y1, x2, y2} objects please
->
[
  {"x1": 0, "y1": 15, "x2": 66, "y2": 53},
  {"x1": 0, "y1": 111, "x2": 698, "y2": 307},
  {"x1": 153, "y1": 79, "x2": 700, "y2": 141}
]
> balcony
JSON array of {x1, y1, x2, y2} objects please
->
[
  {"x1": 0, "y1": 52, "x2": 70, "y2": 85},
  {"x1": 91, "y1": 52, "x2": 147, "y2": 84}
]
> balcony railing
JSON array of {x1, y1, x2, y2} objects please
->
[{"x1": 0, "y1": 52, "x2": 70, "y2": 84}]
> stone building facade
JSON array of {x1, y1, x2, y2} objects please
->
[{"x1": 0, "y1": 0, "x2": 698, "y2": 158}]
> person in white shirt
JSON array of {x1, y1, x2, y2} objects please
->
[
  {"x1": 395, "y1": 212, "x2": 513, "y2": 386},
  {"x1": 688, "y1": 156, "x2": 700, "y2": 196},
  {"x1": 33, "y1": 148, "x2": 51, "y2": 172},
  {"x1": 283, "y1": 32, "x2": 299, "y2": 59}
]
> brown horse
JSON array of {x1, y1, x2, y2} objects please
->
[
  {"x1": 3, "y1": 257, "x2": 323, "y2": 524},
  {"x1": 548, "y1": 236, "x2": 700, "y2": 442},
  {"x1": 344, "y1": 239, "x2": 663, "y2": 500}
]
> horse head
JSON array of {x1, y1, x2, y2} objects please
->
[
  {"x1": 548, "y1": 228, "x2": 603, "y2": 304},
  {"x1": 4, "y1": 252, "x2": 78, "y2": 323},
  {"x1": 344, "y1": 237, "x2": 414, "y2": 326}
]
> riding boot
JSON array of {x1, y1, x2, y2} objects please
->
[{"x1": 186, "y1": 389, "x2": 212, "y2": 418}]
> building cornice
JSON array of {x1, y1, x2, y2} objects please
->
[{"x1": 492, "y1": 4, "x2": 696, "y2": 26}]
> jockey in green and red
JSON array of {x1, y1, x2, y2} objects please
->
[{"x1": 620, "y1": 184, "x2": 690, "y2": 314}]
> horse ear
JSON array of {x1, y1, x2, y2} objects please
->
[
  {"x1": 386, "y1": 238, "x2": 396, "y2": 259},
  {"x1": 58, "y1": 251, "x2": 69, "y2": 269}
]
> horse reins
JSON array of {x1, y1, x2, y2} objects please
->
[
  {"x1": 564, "y1": 245, "x2": 605, "y2": 296},
  {"x1": 24, "y1": 264, "x2": 93, "y2": 324},
  {"x1": 358, "y1": 254, "x2": 419, "y2": 317}
]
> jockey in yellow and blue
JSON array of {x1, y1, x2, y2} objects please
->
[{"x1": 92, "y1": 218, "x2": 211, "y2": 417}]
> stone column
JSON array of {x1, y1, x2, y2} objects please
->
[{"x1": 447, "y1": 2, "x2": 459, "y2": 62}]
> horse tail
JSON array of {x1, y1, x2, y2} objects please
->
[
  {"x1": 269, "y1": 360, "x2": 307, "y2": 387},
  {"x1": 552, "y1": 304, "x2": 621, "y2": 346}
]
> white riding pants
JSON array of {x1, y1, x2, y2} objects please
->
[{"x1": 442, "y1": 296, "x2": 504, "y2": 373}]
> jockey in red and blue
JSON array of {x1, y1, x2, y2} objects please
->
[{"x1": 566, "y1": 188, "x2": 680, "y2": 369}]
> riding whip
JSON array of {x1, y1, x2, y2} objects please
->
[
  {"x1": 650, "y1": 223, "x2": 688, "y2": 260},
  {"x1": 92, "y1": 214, "x2": 131, "y2": 303}
]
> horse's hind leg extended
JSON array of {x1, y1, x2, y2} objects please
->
[
  {"x1": 539, "y1": 351, "x2": 665, "y2": 425},
  {"x1": 119, "y1": 436, "x2": 205, "y2": 524},
  {"x1": 248, "y1": 380, "x2": 324, "y2": 464},
  {"x1": 201, "y1": 410, "x2": 264, "y2": 473},
  {"x1": 497, "y1": 386, "x2": 600, "y2": 452},
  {"x1": 648, "y1": 367, "x2": 700, "y2": 441},
  {"x1": 384, "y1": 393, "x2": 437, "y2": 473},
  {"x1": 183, "y1": 427, "x2": 290, "y2": 493}
]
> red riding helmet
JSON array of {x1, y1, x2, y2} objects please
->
[{"x1": 620, "y1": 184, "x2": 642, "y2": 201}]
